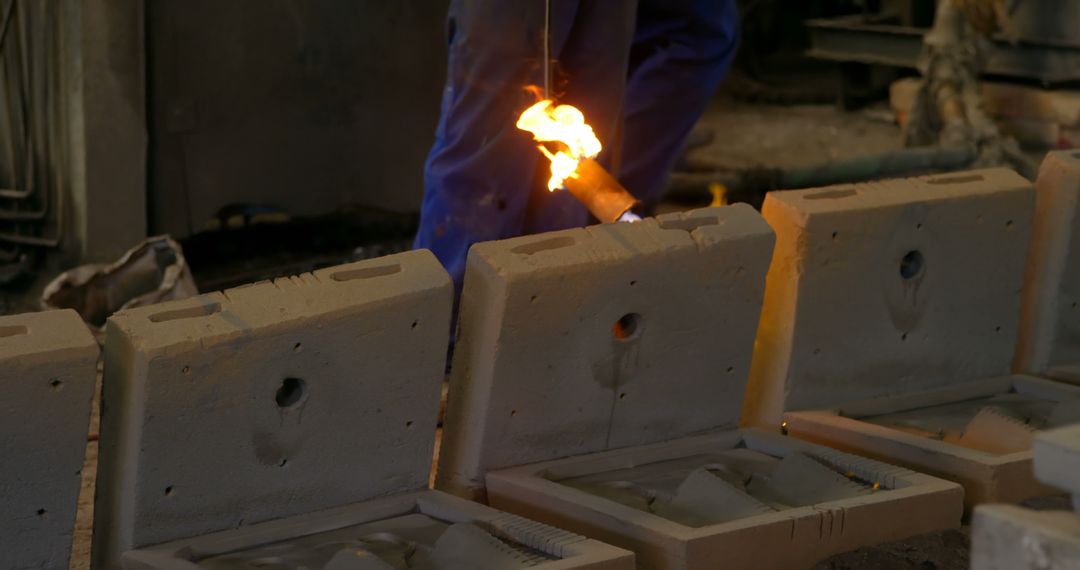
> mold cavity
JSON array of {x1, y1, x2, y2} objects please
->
[
  {"x1": 510, "y1": 409, "x2": 518, "y2": 417},
  {"x1": 928, "y1": 174, "x2": 983, "y2": 185},
  {"x1": 530, "y1": 295, "x2": 538, "y2": 303},
  {"x1": 1006, "y1": 220, "x2": 1015, "y2": 230},
  {"x1": 804, "y1": 189, "x2": 856, "y2": 200},
  {"x1": 831, "y1": 232, "x2": 839, "y2": 241},
  {"x1": 630, "y1": 280, "x2": 637, "y2": 287},
  {"x1": 726, "y1": 366, "x2": 735, "y2": 374},
  {"x1": 659, "y1": 216, "x2": 721, "y2": 233},
  {"x1": 181, "y1": 366, "x2": 191, "y2": 375},
  {"x1": 36, "y1": 509, "x2": 47, "y2": 519},
  {"x1": 619, "y1": 392, "x2": 627, "y2": 400},
  {"x1": 331, "y1": 264, "x2": 401, "y2": 282},
  {"x1": 613, "y1": 313, "x2": 643, "y2": 341},
  {"x1": 899, "y1": 250, "x2": 925, "y2": 280},
  {"x1": 293, "y1": 342, "x2": 302, "y2": 352},
  {"x1": 405, "y1": 421, "x2": 414, "y2": 428},
  {"x1": 0, "y1": 325, "x2": 28, "y2": 338},
  {"x1": 511, "y1": 235, "x2": 576, "y2": 255},
  {"x1": 164, "y1": 486, "x2": 175, "y2": 497},
  {"x1": 149, "y1": 302, "x2": 222, "y2": 323},
  {"x1": 49, "y1": 379, "x2": 63, "y2": 392},
  {"x1": 410, "y1": 320, "x2": 419, "y2": 330},
  {"x1": 275, "y1": 378, "x2": 307, "y2": 409},
  {"x1": 901, "y1": 333, "x2": 908, "y2": 342},
  {"x1": 278, "y1": 459, "x2": 288, "y2": 468}
]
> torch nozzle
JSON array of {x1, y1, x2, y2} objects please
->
[{"x1": 562, "y1": 158, "x2": 642, "y2": 224}]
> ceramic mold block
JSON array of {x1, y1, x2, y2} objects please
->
[
  {"x1": 1034, "y1": 424, "x2": 1080, "y2": 507},
  {"x1": 742, "y1": 167, "x2": 1080, "y2": 508},
  {"x1": 96, "y1": 250, "x2": 634, "y2": 570},
  {"x1": 0, "y1": 309, "x2": 98, "y2": 570},
  {"x1": 437, "y1": 204, "x2": 777, "y2": 501},
  {"x1": 93, "y1": 251, "x2": 454, "y2": 568},
  {"x1": 971, "y1": 505, "x2": 1080, "y2": 569},
  {"x1": 1017, "y1": 151, "x2": 1080, "y2": 384},
  {"x1": 121, "y1": 491, "x2": 634, "y2": 570},
  {"x1": 487, "y1": 429, "x2": 962, "y2": 570},
  {"x1": 438, "y1": 205, "x2": 964, "y2": 569}
]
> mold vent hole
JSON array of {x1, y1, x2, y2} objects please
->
[
  {"x1": 331, "y1": 264, "x2": 402, "y2": 282},
  {"x1": 900, "y1": 250, "x2": 925, "y2": 280},
  {"x1": 927, "y1": 174, "x2": 983, "y2": 185},
  {"x1": 275, "y1": 378, "x2": 307, "y2": 409},
  {"x1": 658, "y1": 216, "x2": 721, "y2": 233},
  {"x1": 613, "y1": 313, "x2": 642, "y2": 341},
  {"x1": 511, "y1": 236, "x2": 576, "y2": 255},
  {"x1": 49, "y1": 380, "x2": 63, "y2": 392},
  {"x1": 0, "y1": 325, "x2": 28, "y2": 338},
  {"x1": 804, "y1": 188, "x2": 856, "y2": 200},
  {"x1": 149, "y1": 302, "x2": 222, "y2": 323},
  {"x1": 164, "y1": 486, "x2": 174, "y2": 497},
  {"x1": 36, "y1": 509, "x2": 47, "y2": 519}
]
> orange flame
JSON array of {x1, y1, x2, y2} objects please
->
[{"x1": 516, "y1": 100, "x2": 602, "y2": 191}]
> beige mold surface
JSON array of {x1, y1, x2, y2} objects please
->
[
  {"x1": 486, "y1": 429, "x2": 962, "y2": 570},
  {"x1": 971, "y1": 505, "x2": 1080, "y2": 569},
  {"x1": 0, "y1": 309, "x2": 98, "y2": 570},
  {"x1": 1034, "y1": 424, "x2": 1080, "y2": 508},
  {"x1": 121, "y1": 490, "x2": 634, "y2": 570},
  {"x1": 741, "y1": 168, "x2": 1072, "y2": 507},
  {"x1": 1017, "y1": 151, "x2": 1080, "y2": 384},
  {"x1": 784, "y1": 375, "x2": 1080, "y2": 510},
  {"x1": 93, "y1": 251, "x2": 454, "y2": 568},
  {"x1": 437, "y1": 205, "x2": 776, "y2": 501}
]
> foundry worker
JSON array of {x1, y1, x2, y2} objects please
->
[{"x1": 414, "y1": 0, "x2": 739, "y2": 291}]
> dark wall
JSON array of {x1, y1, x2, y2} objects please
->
[{"x1": 147, "y1": 0, "x2": 449, "y2": 237}]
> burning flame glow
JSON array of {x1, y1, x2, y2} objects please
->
[{"x1": 516, "y1": 100, "x2": 602, "y2": 191}]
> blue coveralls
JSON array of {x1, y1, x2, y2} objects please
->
[{"x1": 414, "y1": 0, "x2": 740, "y2": 291}]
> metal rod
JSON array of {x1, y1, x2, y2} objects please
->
[{"x1": 543, "y1": 0, "x2": 551, "y2": 99}]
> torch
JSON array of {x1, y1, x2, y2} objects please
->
[{"x1": 518, "y1": 100, "x2": 642, "y2": 224}]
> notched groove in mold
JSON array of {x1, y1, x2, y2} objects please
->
[
  {"x1": 149, "y1": 302, "x2": 223, "y2": 323},
  {"x1": 658, "y1": 216, "x2": 722, "y2": 233},
  {"x1": 0, "y1": 324, "x2": 28, "y2": 338},
  {"x1": 511, "y1": 236, "x2": 577, "y2": 255},
  {"x1": 927, "y1": 174, "x2": 983, "y2": 185},
  {"x1": 803, "y1": 189, "x2": 857, "y2": 200},
  {"x1": 331, "y1": 264, "x2": 402, "y2": 282}
]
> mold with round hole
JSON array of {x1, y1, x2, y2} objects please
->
[
  {"x1": 275, "y1": 378, "x2": 307, "y2": 410},
  {"x1": 612, "y1": 314, "x2": 643, "y2": 342},
  {"x1": 900, "y1": 250, "x2": 925, "y2": 280}
]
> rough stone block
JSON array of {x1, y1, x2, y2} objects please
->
[
  {"x1": 744, "y1": 167, "x2": 1035, "y2": 427},
  {"x1": 0, "y1": 309, "x2": 98, "y2": 570},
  {"x1": 121, "y1": 490, "x2": 635, "y2": 570},
  {"x1": 1034, "y1": 424, "x2": 1080, "y2": 504},
  {"x1": 93, "y1": 250, "x2": 454, "y2": 568},
  {"x1": 487, "y1": 429, "x2": 963, "y2": 570},
  {"x1": 437, "y1": 204, "x2": 776, "y2": 500},
  {"x1": 1017, "y1": 151, "x2": 1080, "y2": 383},
  {"x1": 972, "y1": 505, "x2": 1080, "y2": 569}
]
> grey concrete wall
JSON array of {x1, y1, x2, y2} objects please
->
[
  {"x1": 146, "y1": 0, "x2": 450, "y2": 237},
  {"x1": 66, "y1": 0, "x2": 149, "y2": 262}
]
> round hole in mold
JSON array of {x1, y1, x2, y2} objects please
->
[
  {"x1": 510, "y1": 409, "x2": 518, "y2": 417},
  {"x1": 410, "y1": 320, "x2": 419, "y2": 330},
  {"x1": 405, "y1": 420, "x2": 414, "y2": 428},
  {"x1": 181, "y1": 365, "x2": 191, "y2": 375},
  {"x1": 619, "y1": 392, "x2": 627, "y2": 400},
  {"x1": 1006, "y1": 220, "x2": 1015, "y2": 230},
  {"x1": 899, "y1": 250, "x2": 925, "y2": 280},
  {"x1": 37, "y1": 509, "x2": 47, "y2": 519},
  {"x1": 613, "y1": 313, "x2": 643, "y2": 341},
  {"x1": 164, "y1": 486, "x2": 175, "y2": 497},
  {"x1": 275, "y1": 377, "x2": 307, "y2": 409},
  {"x1": 49, "y1": 379, "x2": 63, "y2": 392},
  {"x1": 293, "y1": 342, "x2": 302, "y2": 352}
]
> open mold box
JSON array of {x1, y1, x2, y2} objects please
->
[
  {"x1": 123, "y1": 491, "x2": 631, "y2": 570},
  {"x1": 488, "y1": 429, "x2": 960, "y2": 570},
  {"x1": 1017, "y1": 151, "x2": 1080, "y2": 385},
  {"x1": 93, "y1": 250, "x2": 632, "y2": 570},
  {"x1": 744, "y1": 167, "x2": 1080, "y2": 510},
  {"x1": 437, "y1": 205, "x2": 963, "y2": 570}
]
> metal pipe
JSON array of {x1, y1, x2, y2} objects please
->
[{"x1": 562, "y1": 158, "x2": 641, "y2": 224}]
